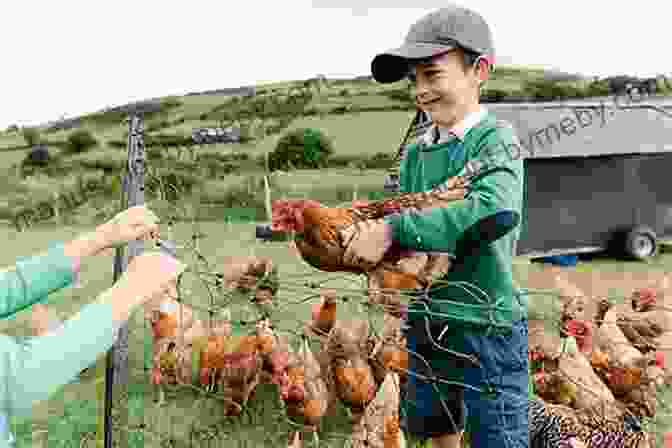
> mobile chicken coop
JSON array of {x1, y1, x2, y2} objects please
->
[{"x1": 488, "y1": 99, "x2": 672, "y2": 260}]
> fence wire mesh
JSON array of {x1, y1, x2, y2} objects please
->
[
  {"x1": 9, "y1": 110, "x2": 672, "y2": 448},
  {"x1": 114, "y1": 164, "x2": 668, "y2": 448},
  {"x1": 70, "y1": 138, "x2": 532, "y2": 448}
]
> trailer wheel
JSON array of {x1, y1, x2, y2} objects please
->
[{"x1": 624, "y1": 226, "x2": 658, "y2": 260}]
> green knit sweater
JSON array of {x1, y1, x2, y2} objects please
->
[{"x1": 384, "y1": 112, "x2": 526, "y2": 329}]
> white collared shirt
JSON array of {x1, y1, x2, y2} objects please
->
[{"x1": 420, "y1": 106, "x2": 488, "y2": 146}]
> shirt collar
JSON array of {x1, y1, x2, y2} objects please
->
[{"x1": 421, "y1": 106, "x2": 488, "y2": 145}]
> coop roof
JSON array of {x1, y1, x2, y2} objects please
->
[{"x1": 485, "y1": 99, "x2": 672, "y2": 159}]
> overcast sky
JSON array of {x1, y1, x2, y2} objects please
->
[{"x1": 1, "y1": 0, "x2": 668, "y2": 130}]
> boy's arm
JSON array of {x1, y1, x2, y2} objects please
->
[{"x1": 385, "y1": 127, "x2": 523, "y2": 254}]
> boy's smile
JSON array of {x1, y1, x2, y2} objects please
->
[{"x1": 410, "y1": 49, "x2": 486, "y2": 130}]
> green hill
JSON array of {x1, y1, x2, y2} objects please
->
[{"x1": 0, "y1": 66, "x2": 667, "y2": 230}]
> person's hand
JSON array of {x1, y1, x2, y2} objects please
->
[
  {"x1": 339, "y1": 218, "x2": 393, "y2": 271},
  {"x1": 96, "y1": 205, "x2": 161, "y2": 251},
  {"x1": 116, "y1": 251, "x2": 187, "y2": 304}
]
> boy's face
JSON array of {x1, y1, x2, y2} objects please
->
[{"x1": 410, "y1": 49, "x2": 486, "y2": 128}]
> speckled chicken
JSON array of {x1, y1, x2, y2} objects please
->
[{"x1": 529, "y1": 395, "x2": 651, "y2": 448}]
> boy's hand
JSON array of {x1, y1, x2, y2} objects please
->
[{"x1": 339, "y1": 218, "x2": 393, "y2": 271}]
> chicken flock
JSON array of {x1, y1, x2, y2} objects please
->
[
  {"x1": 146, "y1": 254, "x2": 409, "y2": 448},
  {"x1": 528, "y1": 274, "x2": 672, "y2": 448},
  {"x1": 145, "y1": 180, "x2": 669, "y2": 447}
]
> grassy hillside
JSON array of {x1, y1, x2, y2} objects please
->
[{"x1": 0, "y1": 66, "x2": 668, "y2": 231}]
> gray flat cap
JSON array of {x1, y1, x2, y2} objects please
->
[{"x1": 371, "y1": 6, "x2": 495, "y2": 83}]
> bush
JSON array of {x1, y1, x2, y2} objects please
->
[
  {"x1": 365, "y1": 152, "x2": 395, "y2": 169},
  {"x1": 145, "y1": 119, "x2": 173, "y2": 133},
  {"x1": 107, "y1": 139, "x2": 126, "y2": 149},
  {"x1": 161, "y1": 96, "x2": 183, "y2": 110},
  {"x1": 384, "y1": 88, "x2": 413, "y2": 103},
  {"x1": 71, "y1": 150, "x2": 126, "y2": 172},
  {"x1": 268, "y1": 127, "x2": 335, "y2": 171},
  {"x1": 330, "y1": 105, "x2": 352, "y2": 115},
  {"x1": 656, "y1": 76, "x2": 672, "y2": 93},
  {"x1": 23, "y1": 145, "x2": 51, "y2": 167},
  {"x1": 65, "y1": 129, "x2": 98, "y2": 154},
  {"x1": 22, "y1": 127, "x2": 41, "y2": 146},
  {"x1": 326, "y1": 152, "x2": 394, "y2": 169},
  {"x1": 264, "y1": 116, "x2": 295, "y2": 136},
  {"x1": 481, "y1": 88, "x2": 509, "y2": 102},
  {"x1": 144, "y1": 132, "x2": 192, "y2": 148},
  {"x1": 325, "y1": 154, "x2": 363, "y2": 168},
  {"x1": 522, "y1": 79, "x2": 586, "y2": 101},
  {"x1": 585, "y1": 79, "x2": 611, "y2": 97},
  {"x1": 502, "y1": 91, "x2": 533, "y2": 103},
  {"x1": 149, "y1": 170, "x2": 200, "y2": 200}
]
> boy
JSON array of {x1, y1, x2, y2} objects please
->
[{"x1": 339, "y1": 6, "x2": 528, "y2": 448}]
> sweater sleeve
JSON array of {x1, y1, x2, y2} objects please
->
[
  {"x1": 2, "y1": 296, "x2": 124, "y2": 419},
  {"x1": 0, "y1": 243, "x2": 79, "y2": 320},
  {"x1": 385, "y1": 126, "x2": 523, "y2": 255}
]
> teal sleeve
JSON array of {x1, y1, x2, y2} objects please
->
[
  {"x1": 2, "y1": 299, "x2": 121, "y2": 419},
  {"x1": 384, "y1": 128, "x2": 524, "y2": 254},
  {"x1": 0, "y1": 243, "x2": 76, "y2": 320}
]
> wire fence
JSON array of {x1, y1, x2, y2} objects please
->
[
  {"x1": 71, "y1": 110, "x2": 532, "y2": 448},
  {"x1": 117, "y1": 196, "x2": 672, "y2": 448},
  {"x1": 102, "y1": 111, "x2": 672, "y2": 448},
  {"x1": 129, "y1": 194, "x2": 528, "y2": 447}
]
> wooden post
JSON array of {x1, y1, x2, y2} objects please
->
[
  {"x1": 263, "y1": 175, "x2": 272, "y2": 222},
  {"x1": 52, "y1": 191, "x2": 61, "y2": 225}
]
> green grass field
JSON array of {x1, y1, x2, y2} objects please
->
[{"x1": 3, "y1": 218, "x2": 672, "y2": 447}]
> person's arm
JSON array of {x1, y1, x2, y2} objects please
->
[
  {"x1": 62, "y1": 227, "x2": 109, "y2": 276},
  {"x1": 0, "y1": 228, "x2": 107, "y2": 320},
  {"x1": 385, "y1": 126, "x2": 523, "y2": 255},
  {"x1": 3, "y1": 280, "x2": 145, "y2": 418}
]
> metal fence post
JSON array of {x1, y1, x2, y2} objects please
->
[{"x1": 97, "y1": 113, "x2": 145, "y2": 448}]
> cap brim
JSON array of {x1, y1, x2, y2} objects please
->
[{"x1": 371, "y1": 43, "x2": 456, "y2": 83}]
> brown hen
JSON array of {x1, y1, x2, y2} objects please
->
[
  {"x1": 198, "y1": 333, "x2": 264, "y2": 415},
  {"x1": 274, "y1": 175, "x2": 468, "y2": 277},
  {"x1": 309, "y1": 289, "x2": 338, "y2": 337},
  {"x1": 280, "y1": 339, "x2": 329, "y2": 436},
  {"x1": 333, "y1": 356, "x2": 378, "y2": 416}
]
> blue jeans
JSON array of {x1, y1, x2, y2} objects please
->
[{"x1": 400, "y1": 316, "x2": 529, "y2": 447}]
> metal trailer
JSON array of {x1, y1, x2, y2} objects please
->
[{"x1": 487, "y1": 99, "x2": 672, "y2": 260}]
